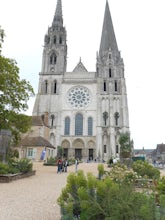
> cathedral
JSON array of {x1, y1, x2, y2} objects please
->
[{"x1": 32, "y1": 0, "x2": 130, "y2": 161}]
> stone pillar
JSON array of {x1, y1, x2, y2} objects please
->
[
  {"x1": 96, "y1": 127, "x2": 103, "y2": 161},
  {"x1": 110, "y1": 128, "x2": 116, "y2": 158},
  {"x1": 0, "y1": 130, "x2": 11, "y2": 163}
]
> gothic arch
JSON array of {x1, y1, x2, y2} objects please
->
[
  {"x1": 61, "y1": 140, "x2": 70, "y2": 158},
  {"x1": 61, "y1": 140, "x2": 70, "y2": 148},
  {"x1": 49, "y1": 50, "x2": 59, "y2": 65},
  {"x1": 72, "y1": 138, "x2": 84, "y2": 149},
  {"x1": 50, "y1": 52, "x2": 57, "y2": 64},
  {"x1": 87, "y1": 140, "x2": 96, "y2": 149}
]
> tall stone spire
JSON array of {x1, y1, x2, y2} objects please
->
[
  {"x1": 99, "y1": 0, "x2": 118, "y2": 57},
  {"x1": 53, "y1": 0, "x2": 63, "y2": 26}
]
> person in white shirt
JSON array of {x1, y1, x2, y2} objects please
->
[{"x1": 75, "y1": 159, "x2": 78, "y2": 173}]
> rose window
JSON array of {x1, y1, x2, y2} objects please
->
[{"x1": 67, "y1": 86, "x2": 91, "y2": 108}]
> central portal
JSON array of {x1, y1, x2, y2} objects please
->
[
  {"x1": 89, "y1": 149, "x2": 93, "y2": 160},
  {"x1": 75, "y1": 149, "x2": 82, "y2": 160}
]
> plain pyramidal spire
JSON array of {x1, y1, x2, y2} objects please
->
[
  {"x1": 53, "y1": 0, "x2": 63, "y2": 26},
  {"x1": 99, "y1": 0, "x2": 118, "y2": 56}
]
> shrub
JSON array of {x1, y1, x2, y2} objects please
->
[
  {"x1": 9, "y1": 158, "x2": 33, "y2": 173},
  {"x1": 97, "y1": 164, "x2": 104, "y2": 179},
  {"x1": 58, "y1": 170, "x2": 158, "y2": 219},
  {"x1": 0, "y1": 163, "x2": 9, "y2": 174},
  {"x1": 47, "y1": 157, "x2": 57, "y2": 164},
  {"x1": 7, "y1": 148, "x2": 19, "y2": 161},
  {"x1": 106, "y1": 163, "x2": 138, "y2": 185},
  {"x1": 132, "y1": 160, "x2": 160, "y2": 180},
  {"x1": 157, "y1": 177, "x2": 165, "y2": 195}
]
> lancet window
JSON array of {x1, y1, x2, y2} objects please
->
[
  {"x1": 50, "y1": 53, "x2": 57, "y2": 65},
  {"x1": 75, "y1": 113, "x2": 83, "y2": 136},
  {"x1": 64, "y1": 117, "x2": 70, "y2": 135}
]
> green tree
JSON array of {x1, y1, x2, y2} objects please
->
[
  {"x1": 0, "y1": 27, "x2": 34, "y2": 143},
  {"x1": 57, "y1": 146, "x2": 64, "y2": 158},
  {"x1": 119, "y1": 132, "x2": 131, "y2": 158}
]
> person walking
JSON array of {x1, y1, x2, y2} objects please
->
[
  {"x1": 75, "y1": 158, "x2": 78, "y2": 173},
  {"x1": 63, "y1": 159, "x2": 68, "y2": 172},
  {"x1": 57, "y1": 157, "x2": 62, "y2": 174}
]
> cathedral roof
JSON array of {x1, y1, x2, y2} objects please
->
[
  {"x1": 53, "y1": 0, "x2": 63, "y2": 26},
  {"x1": 73, "y1": 58, "x2": 88, "y2": 73},
  {"x1": 99, "y1": 0, "x2": 118, "y2": 56}
]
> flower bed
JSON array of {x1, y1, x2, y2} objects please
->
[{"x1": 0, "y1": 170, "x2": 36, "y2": 183}]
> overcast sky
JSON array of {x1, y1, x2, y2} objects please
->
[{"x1": 1, "y1": 0, "x2": 165, "y2": 149}]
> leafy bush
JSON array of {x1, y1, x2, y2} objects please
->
[
  {"x1": 0, "y1": 163, "x2": 9, "y2": 174},
  {"x1": 106, "y1": 163, "x2": 139, "y2": 185},
  {"x1": 157, "y1": 177, "x2": 165, "y2": 195},
  {"x1": 7, "y1": 148, "x2": 19, "y2": 161},
  {"x1": 97, "y1": 164, "x2": 104, "y2": 179},
  {"x1": 47, "y1": 157, "x2": 56, "y2": 163},
  {"x1": 9, "y1": 158, "x2": 33, "y2": 173},
  {"x1": 132, "y1": 160, "x2": 160, "y2": 180}
]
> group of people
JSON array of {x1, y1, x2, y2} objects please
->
[
  {"x1": 57, "y1": 158, "x2": 68, "y2": 174},
  {"x1": 57, "y1": 157, "x2": 79, "y2": 174}
]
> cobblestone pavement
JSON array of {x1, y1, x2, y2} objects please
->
[{"x1": 0, "y1": 162, "x2": 106, "y2": 220}]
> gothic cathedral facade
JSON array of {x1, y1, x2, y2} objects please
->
[{"x1": 33, "y1": 0, "x2": 130, "y2": 161}]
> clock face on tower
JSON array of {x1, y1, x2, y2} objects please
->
[{"x1": 67, "y1": 86, "x2": 91, "y2": 108}]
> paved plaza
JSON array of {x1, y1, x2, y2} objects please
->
[{"x1": 0, "y1": 162, "x2": 105, "y2": 220}]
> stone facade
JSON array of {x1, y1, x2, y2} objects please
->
[{"x1": 33, "y1": 0, "x2": 130, "y2": 161}]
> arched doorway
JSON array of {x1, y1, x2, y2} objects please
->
[
  {"x1": 87, "y1": 141, "x2": 96, "y2": 161},
  {"x1": 61, "y1": 140, "x2": 70, "y2": 158},
  {"x1": 72, "y1": 139, "x2": 84, "y2": 160}
]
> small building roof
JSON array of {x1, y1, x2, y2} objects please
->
[
  {"x1": 32, "y1": 116, "x2": 44, "y2": 126},
  {"x1": 20, "y1": 136, "x2": 55, "y2": 149}
]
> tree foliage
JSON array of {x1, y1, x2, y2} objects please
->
[
  {"x1": 119, "y1": 132, "x2": 132, "y2": 158},
  {"x1": 0, "y1": 27, "x2": 34, "y2": 143},
  {"x1": 0, "y1": 26, "x2": 4, "y2": 53},
  {"x1": 58, "y1": 168, "x2": 159, "y2": 220}
]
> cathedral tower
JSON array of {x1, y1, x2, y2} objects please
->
[
  {"x1": 96, "y1": 1, "x2": 129, "y2": 159},
  {"x1": 33, "y1": 0, "x2": 130, "y2": 161}
]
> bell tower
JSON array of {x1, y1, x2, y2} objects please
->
[
  {"x1": 96, "y1": 1, "x2": 129, "y2": 159},
  {"x1": 41, "y1": 0, "x2": 67, "y2": 74},
  {"x1": 33, "y1": 0, "x2": 67, "y2": 116}
]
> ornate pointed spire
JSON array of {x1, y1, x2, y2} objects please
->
[
  {"x1": 53, "y1": 0, "x2": 63, "y2": 26},
  {"x1": 99, "y1": 1, "x2": 118, "y2": 57}
]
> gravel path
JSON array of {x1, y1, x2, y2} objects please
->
[{"x1": 0, "y1": 162, "x2": 106, "y2": 220}]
